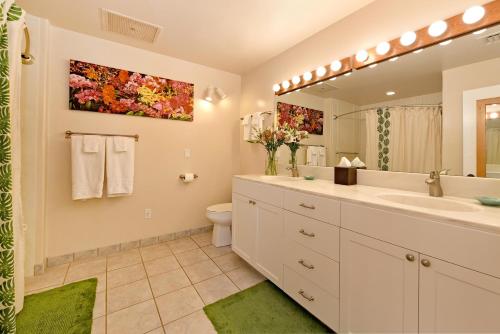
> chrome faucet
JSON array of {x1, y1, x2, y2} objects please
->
[{"x1": 425, "y1": 169, "x2": 449, "y2": 197}]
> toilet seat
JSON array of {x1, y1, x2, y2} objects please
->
[{"x1": 207, "y1": 203, "x2": 232, "y2": 213}]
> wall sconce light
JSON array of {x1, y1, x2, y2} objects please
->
[{"x1": 204, "y1": 85, "x2": 227, "y2": 102}]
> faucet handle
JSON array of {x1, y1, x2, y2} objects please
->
[{"x1": 439, "y1": 168, "x2": 450, "y2": 175}]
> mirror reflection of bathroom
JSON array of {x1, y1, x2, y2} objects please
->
[
  {"x1": 479, "y1": 98, "x2": 500, "y2": 178},
  {"x1": 276, "y1": 23, "x2": 500, "y2": 176}
]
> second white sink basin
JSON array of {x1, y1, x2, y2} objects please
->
[{"x1": 377, "y1": 193, "x2": 480, "y2": 212}]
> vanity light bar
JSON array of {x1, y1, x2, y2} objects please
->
[
  {"x1": 274, "y1": 0, "x2": 500, "y2": 95},
  {"x1": 351, "y1": 1, "x2": 500, "y2": 69},
  {"x1": 274, "y1": 57, "x2": 352, "y2": 95}
]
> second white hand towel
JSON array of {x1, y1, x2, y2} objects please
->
[
  {"x1": 71, "y1": 135, "x2": 106, "y2": 200},
  {"x1": 106, "y1": 136, "x2": 135, "y2": 197}
]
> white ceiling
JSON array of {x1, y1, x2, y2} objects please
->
[
  {"x1": 17, "y1": 0, "x2": 374, "y2": 74},
  {"x1": 301, "y1": 25, "x2": 500, "y2": 106}
]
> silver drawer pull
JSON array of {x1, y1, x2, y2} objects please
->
[
  {"x1": 298, "y1": 259, "x2": 315, "y2": 270},
  {"x1": 298, "y1": 289, "x2": 315, "y2": 302},
  {"x1": 299, "y1": 229, "x2": 315, "y2": 237},
  {"x1": 299, "y1": 203, "x2": 316, "y2": 210}
]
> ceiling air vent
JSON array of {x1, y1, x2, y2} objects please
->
[
  {"x1": 100, "y1": 8, "x2": 162, "y2": 43},
  {"x1": 485, "y1": 32, "x2": 500, "y2": 45}
]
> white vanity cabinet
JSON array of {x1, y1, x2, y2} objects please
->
[
  {"x1": 339, "y1": 229, "x2": 419, "y2": 333},
  {"x1": 232, "y1": 185, "x2": 284, "y2": 287},
  {"x1": 232, "y1": 177, "x2": 500, "y2": 334}
]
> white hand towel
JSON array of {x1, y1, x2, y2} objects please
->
[
  {"x1": 317, "y1": 147, "x2": 327, "y2": 167},
  {"x1": 242, "y1": 114, "x2": 252, "y2": 141},
  {"x1": 250, "y1": 112, "x2": 264, "y2": 141},
  {"x1": 351, "y1": 157, "x2": 366, "y2": 168},
  {"x1": 337, "y1": 156, "x2": 352, "y2": 167},
  {"x1": 71, "y1": 135, "x2": 105, "y2": 200},
  {"x1": 106, "y1": 136, "x2": 135, "y2": 197},
  {"x1": 113, "y1": 136, "x2": 128, "y2": 152},
  {"x1": 83, "y1": 135, "x2": 100, "y2": 153}
]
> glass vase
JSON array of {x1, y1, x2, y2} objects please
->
[
  {"x1": 265, "y1": 149, "x2": 278, "y2": 175},
  {"x1": 289, "y1": 148, "x2": 299, "y2": 177}
]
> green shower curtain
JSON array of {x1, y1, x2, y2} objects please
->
[{"x1": 0, "y1": 2, "x2": 23, "y2": 333}]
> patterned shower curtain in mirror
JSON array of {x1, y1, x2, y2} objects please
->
[
  {"x1": 0, "y1": 1, "x2": 25, "y2": 333},
  {"x1": 365, "y1": 106, "x2": 442, "y2": 173}
]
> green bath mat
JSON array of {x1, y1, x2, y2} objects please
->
[
  {"x1": 204, "y1": 281, "x2": 333, "y2": 334},
  {"x1": 16, "y1": 278, "x2": 97, "y2": 334}
]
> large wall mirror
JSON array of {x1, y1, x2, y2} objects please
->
[{"x1": 275, "y1": 23, "x2": 500, "y2": 177}]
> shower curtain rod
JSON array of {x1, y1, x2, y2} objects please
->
[{"x1": 333, "y1": 103, "x2": 442, "y2": 120}]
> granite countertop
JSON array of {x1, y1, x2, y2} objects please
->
[{"x1": 234, "y1": 175, "x2": 500, "y2": 235}]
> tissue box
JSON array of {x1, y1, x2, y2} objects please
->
[{"x1": 334, "y1": 166, "x2": 357, "y2": 185}]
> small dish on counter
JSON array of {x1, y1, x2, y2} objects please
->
[
  {"x1": 475, "y1": 196, "x2": 500, "y2": 207},
  {"x1": 303, "y1": 175, "x2": 315, "y2": 180}
]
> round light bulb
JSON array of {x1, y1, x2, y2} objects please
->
[
  {"x1": 330, "y1": 60, "x2": 342, "y2": 72},
  {"x1": 281, "y1": 80, "x2": 290, "y2": 89},
  {"x1": 292, "y1": 76, "x2": 301, "y2": 85},
  {"x1": 303, "y1": 71, "x2": 312, "y2": 81},
  {"x1": 428, "y1": 20, "x2": 448, "y2": 37},
  {"x1": 440, "y1": 39, "x2": 453, "y2": 46},
  {"x1": 400, "y1": 31, "x2": 417, "y2": 46},
  {"x1": 386, "y1": 91, "x2": 396, "y2": 96},
  {"x1": 272, "y1": 84, "x2": 280, "y2": 92},
  {"x1": 376, "y1": 41, "x2": 391, "y2": 55},
  {"x1": 316, "y1": 66, "x2": 327, "y2": 77},
  {"x1": 463, "y1": 5, "x2": 485, "y2": 24},
  {"x1": 490, "y1": 112, "x2": 499, "y2": 119},
  {"x1": 355, "y1": 50, "x2": 369, "y2": 62}
]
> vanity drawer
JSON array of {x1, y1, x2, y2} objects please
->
[
  {"x1": 284, "y1": 211, "x2": 339, "y2": 260},
  {"x1": 284, "y1": 266, "x2": 339, "y2": 331},
  {"x1": 283, "y1": 189, "x2": 340, "y2": 225},
  {"x1": 284, "y1": 240, "x2": 339, "y2": 297},
  {"x1": 233, "y1": 178, "x2": 283, "y2": 208}
]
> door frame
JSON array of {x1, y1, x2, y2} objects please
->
[{"x1": 476, "y1": 97, "x2": 500, "y2": 177}]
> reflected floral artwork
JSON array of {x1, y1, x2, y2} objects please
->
[
  {"x1": 277, "y1": 102, "x2": 323, "y2": 135},
  {"x1": 69, "y1": 60, "x2": 194, "y2": 121}
]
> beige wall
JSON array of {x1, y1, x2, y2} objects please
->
[
  {"x1": 40, "y1": 26, "x2": 240, "y2": 257},
  {"x1": 240, "y1": 0, "x2": 488, "y2": 174},
  {"x1": 443, "y1": 57, "x2": 500, "y2": 175}
]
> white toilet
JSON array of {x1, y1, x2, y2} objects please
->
[{"x1": 206, "y1": 203, "x2": 232, "y2": 247}]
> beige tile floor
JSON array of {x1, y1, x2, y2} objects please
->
[{"x1": 25, "y1": 232, "x2": 266, "y2": 334}]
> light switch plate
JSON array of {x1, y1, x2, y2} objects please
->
[{"x1": 184, "y1": 148, "x2": 191, "y2": 159}]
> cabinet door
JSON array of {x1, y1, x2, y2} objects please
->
[
  {"x1": 419, "y1": 255, "x2": 500, "y2": 333},
  {"x1": 340, "y1": 230, "x2": 418, "y2": 333},
  {"x1": 254, "y1": 201, "x2": 284, "y2": 287},
  {"x1": 231, "y1": 193, "x2": 257, "y2": 263}
]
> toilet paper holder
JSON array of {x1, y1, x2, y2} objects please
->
[{"x1": 179, "y1": 174, "x2": 198, "y2": 180}]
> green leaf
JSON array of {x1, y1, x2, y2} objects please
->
[
  {"x1": 0, "y1": 26, "x2": 6, "y2": 51},
  {"x1": 0, "y1": 135, "x2": 11, "y2": 165},
  {"x1": 0, "y1": 221, "x2": 13, "y2": 251},
  {"x1": 0, "y1": 107, "x2": 9, "y2": 135},
  {"x1": 0, "y1": 306, "x2": 15, "y2": 334},
  {"x1": 0, "y1": 164, "x2": 11, "y2": 193},
  {"x1": 0, "y1": 250, "x2": 14, "y2": 280},
  {"x1": 0, "y1": 279, "x2": 14, "y2": 307},
  {"x1": 0, "y1": 78, "x2": 9, "y2": 108},
  {"x1": 7, "y1": 4, "x2": 23, "y2": 22},
  {"x1": 0, "y1": 193, "x2": 12, "y2": 222}
]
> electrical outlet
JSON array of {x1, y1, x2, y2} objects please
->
[{"x1": 144, "y1": 208, "x2": 152, "y2": 219}]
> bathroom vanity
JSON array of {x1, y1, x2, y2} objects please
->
[{"x1": 232, "y1": 175, "x2": 500, "y2": 333}]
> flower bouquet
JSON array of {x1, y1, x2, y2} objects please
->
[
  {"x1": 282, "y1": 124, "x2": 308, "y2": 177},
  {"x1": 255, "y1": 127, "x2": 287, "y2": 175}
]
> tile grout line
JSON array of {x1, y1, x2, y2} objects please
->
[{"x1": 198, "y1": 244, "x2": 242, "y2": 291}]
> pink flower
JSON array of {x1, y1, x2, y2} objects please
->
[
  {"x1": 74, "y1": 89, "x2": 101, "y2": 104},
  {"x1": 69, "y1": 74, "x2": 96, "y2": 89}
]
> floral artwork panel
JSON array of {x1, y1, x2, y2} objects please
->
[
  {"x1": 277, "y1": 102, "x2": 323, "y2": 135},
  {"x1": 69, "y1": 60, "x2": 194, "y2": 121}
]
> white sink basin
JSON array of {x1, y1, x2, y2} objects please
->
[
  {"x1": 258, "y1": 175, "x2": 302, "y2": 181},
  {"x1": 377, "y1": 193, "x2": 480, "y2": 212}
]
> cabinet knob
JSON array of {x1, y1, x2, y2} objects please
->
[
  {"x1": 299, "y1": 203, "x2": 316, "y2": 210},
  {"x1": 248, "y1": 200, "x2": 256, "y2": 205},
  {"x1": 405, "y1": 254, "x2": 415, "y2": 262},
  {"x1": 299, "y1": 229, "x2": 315, "y2": 238},
  {"x1": 298, "y1": 259, "x2": 315, "y2": 270},
  {"x1": 298, "y1": 289, "x2": 315, "y2": 302},
  {"x1": 421, "y1": 259, "x2": 431, "y2": 267}
]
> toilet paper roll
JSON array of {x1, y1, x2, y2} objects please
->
[{"x1": 183, "y1": 173, "x2": 195, "y2": 183}]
